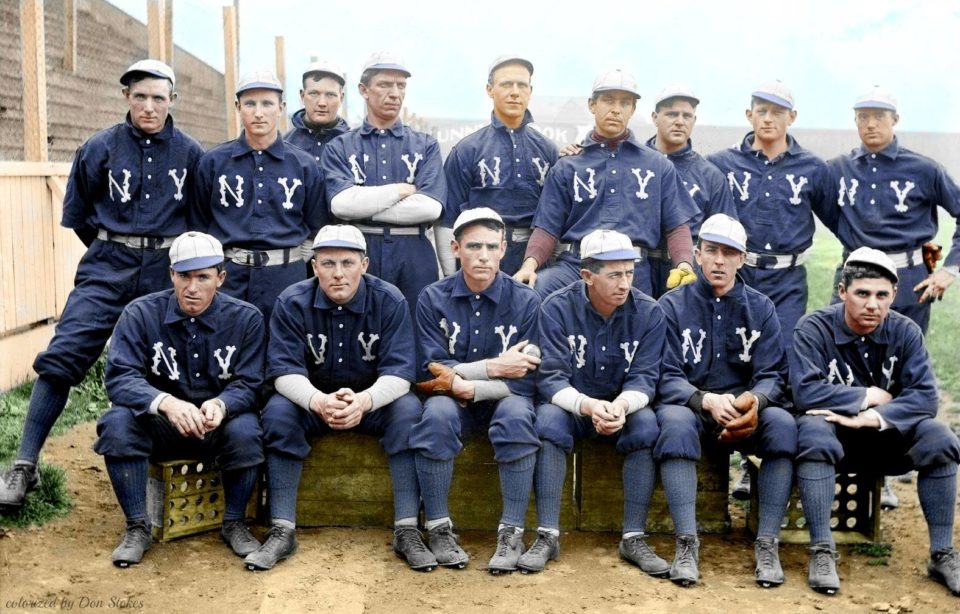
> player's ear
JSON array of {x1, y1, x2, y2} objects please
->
[
  {"x1": 216, "y1": 269, "x2": 226, "y2": 287},
  {"x1": 360, "y1": 256, "x2": 370, "y2": 274}
]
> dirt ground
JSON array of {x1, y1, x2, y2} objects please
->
[{"x1": 1, "y1": 422, "x2": 958, "y2": 614}]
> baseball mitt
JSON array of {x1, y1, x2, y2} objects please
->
[
  {"x1": 415, "y1": 362, "x2": 456, "y2": 395},
  {"x1": 719, "y1": 391, "x2": 759, "y2": 443},
  {"x1": 666, "y1": 267, "x2": 697, "y2": 290},
  {"x1": 922, "y1": 241, "x2": 943, "y2": 274}
]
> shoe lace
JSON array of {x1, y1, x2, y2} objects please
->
[
  {"x1": 935, "y1": 549, "x2": 960, "y2": 572},
  {"x1": 263, "y1": 525, "x2": 289, "y2": 550},
  {"x1": 396, "y1": 527, "x2": 429, "y2": 554},
  {"x1": 626, "y1": 535, "x2": 654, "y2": 557},
  {"x1": 676, "y1": 538, "x2": 697, "y2": 569},
  {"x1": 756, "y1": 540, "x2": 776, "y2": 569},
  {"x1": 4, "y1": 466, "x2": 29, "y2": 490},
  {"x1": 495, "y1": 529, "x2": 517, "y2": 557},
  {"x1": 810, "y1": 546, "x2": 837, "y2": 575},
  {"x1": 120, "y1": 524, "x2": 149, "y2": 548},
  {"x1": 527, "y1": 532, "x2": 554, "y2": 556}
]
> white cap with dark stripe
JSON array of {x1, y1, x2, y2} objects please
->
[{"x1": 169, "y1": 232, "x2": 224, "y2": 272}]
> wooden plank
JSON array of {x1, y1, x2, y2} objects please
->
[
  {"x1": 51, "y1": 186, "x2": 84, "y2": 318},
  {"x1": 275, "y1": 36, "x2": 288, "y2": 133},
  {"x1": 222, "y1": 6, "x2": 239, "y2": 139},
  {"x1": 0, "y1": 162, "x2": 72, "y2": 177},
  {"x1": 46, "y1": 176, "x2": 66, "y2": 204},
  {"x1": 0, "y1": 178, "x2": 16, "y2": 333},
  {"x1": 63, "y1": 0, "x2": 77, "y2": 72},
  {"x1": 20, "y1": 0, "x2": 48, "y2": 162},
  {"x1": 0, "y1": 322, "x2": 55, "y2": 391},
  {"x1": 164, "y1": 0, "x2": 174, "y2": 67},
  {"x1": 147, "y1": 0, "x2": 166, "y2": 62}
]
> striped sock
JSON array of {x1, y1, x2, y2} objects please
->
[
  {"x1": 622, "y1": 449, "x2": 656, "y2": 533},
  {"x1": 660, "y1": 458, "x2": 697, "y2": 536},
  {"x1": 756, "y1": 457, "x2": 793, "y2": 538},
  {"x1": 415, "y1": 455, "x2": 453, "y2": 522},
  {"x1": 105, "y1": 457, "x2": 148, "y2": 524},
  {"x1": 499, "y1": 453, "x2": 536, "y2": 528},
  {"x1": 534, "y1": 442, "x2": 566, "y2": 530},
  {"x1": 918, "y1": 463, "x2": 958, "y2": 553},
  {"x1": 266, "y1": 453, "x2": 302, "y2": 525},
  {"x1": 796, "y1": 461, "x2": 836, "y2": 548}
]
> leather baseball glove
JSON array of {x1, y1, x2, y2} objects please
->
[
  {"x1": 922, "y1": 241, "x2": 943, "y2": 274},
  {"x1": 666, "y1": 267, "x2": 697, "y2": 290},
  {"x1": 719, "y1": 391, "x2": 759, "y2": 443},
  {"x1": 415, "y1": 362, "x2": 456, "y2": 395}
]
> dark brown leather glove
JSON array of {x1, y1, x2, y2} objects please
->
[
  {"x1": 719, "y1": 391, "x2": 759, "y2": 443},
  {"x1": 922, "y1": 241, "x2": 943, "y2": 274},
  {"x1": 415, "y1": 362, "x2": 457, "y2": 395}
]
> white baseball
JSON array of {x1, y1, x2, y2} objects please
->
[{"x1": 521, "y1": 344, "x2": 541, "y2": 359}]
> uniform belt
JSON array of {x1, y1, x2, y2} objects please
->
[
  {"x1": 844, "y1": 247, "x2": 922, "y2": 269},
  {"x1": 224, "y1": 246, "x2": 295, "y2": 267},
  {"x1": 557, "y1": 241, "x2": 646, "y2": 260},
  {"x1": 646, "y1": 248, "x2": 668, "y2": 260},
  {"x1": 505, "y1": 226, "x2": 532, "y2": 242},
  {"x1": 745, "y1": 249, "x2": 810, "y2": 270},
  {"x1": 96, "y1": 229, "x2": 176, "y2": 250},
  {"x1": 354, "y1": 224, "x2": 426, "y2": 236}
]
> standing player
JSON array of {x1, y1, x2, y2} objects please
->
[
  {"x1": 246, "y1": 225, "x2": 427, "y2": 571},
  {"x1": 409, "y1": 208, "x2": 541, "y2": 573},
  {"x1": 0, "y1": 60, "x2": 204, "y2": 510},
  {"x1": 321, "y1": 52, "x2": 445, "y2": 308},
  {"x1": 439, "y1": 56, "x2": 558, "y2": 276},
  {"x1": 93, "y1": 232, "x2": 265, "y2": 567},
  {"x1": 518, "y1": 229, "x2": 667, "y2": 574},
  {"x1": 514, "y1": 68, "x2": 698, "y2": 299},
  {"x1": 655, "y1": 214, "x2": 795, "y2": 587},
  {"x1": 193, "y1": 71, "x2": 326, "y2": 320}
]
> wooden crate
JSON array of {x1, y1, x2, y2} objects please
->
[{"x1": 578, "y1": 438, "x2": 731, "y2": 533}]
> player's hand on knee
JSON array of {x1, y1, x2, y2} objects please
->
[
  {"x1": 806, "y1": 408, "x2": 881, "y2": 430},
  {"x1": 311, "y1": 391, "x2": 349, "y2": 423},
  {"x1": 200, "y1": 399, "x2": 225, "y2": 431},
  {"x1": 702, "y1": 392, "x2": 739, "y2": 426},
  {"x1": 159, "y1": 397, "x2": 206, "y2": 439}
]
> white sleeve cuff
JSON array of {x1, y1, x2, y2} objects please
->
[
  {"x1": 551, "y1": 387, "x2": 586, "y2": 416},
  {"x1": 863, "y1": 408, "x2": 890, "y2": 431},
  {"x1": 434, "y1": 225, "x2": 457, "y2": 276},
  {"x1": 300, "y1": 238, "x2": 314, "y2": 263},
  {"x1": 149, "y1": 393, "x2": 169, "y2": 415},
  {"x1": 370, "y1": 193, "x2": 442, "y2": 225},
  {"x1": 453, "y1": 360, "x2": 489, "y2": 381},
  {"x1": 472, "y1": 380, "x2": 512, "y2": 402},
  {"x1": 615, "y1": 391, "x2": 649, "y2": 415},
  {"x1": 330, "y1": 185, "x2": 402, "y2": 219},
  {"x1": 363, "y1": 375, "x2": 411, "y2": 411},
  {"x1": 275, "y1": 374, "x2": 322, "y2": 411}
]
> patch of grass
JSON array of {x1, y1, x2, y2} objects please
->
[
  {"x1": 0, "y1": 464, "x2": 72, "y2": 528},
  {"x1": 852, "y1": 541, "x2": 893, "y2": 566}
]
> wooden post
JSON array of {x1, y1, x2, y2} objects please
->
[
  {"x1": 147, "y1": 0, "x2": 166, "y2": 62},
  {"x1": 63, "y1": 0, "x2": 77, "y2": 72},
  {"x1": 21, "y1": 0, "x2": 48, "y2": 162},
  {"x1": 164, "y1": 0, "x2": 174, "y2": 66},
  {"x1": 223, "y1": 5, "x2": 239, "y2": 139},
  {"x1": 275, "y1": 36, "x2": 288, "y2": 133}
]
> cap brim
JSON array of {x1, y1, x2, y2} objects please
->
[
  {"x1": 752, "y1": 92, "x2": 793, "y2": 110},
  {"x1": 453, "y1": 217, "x2": 505, "y2": 235},
  {"x1": 237, "y1": 82, "x2": 284, "y2": 95},
  {"x1": 853, "y1": 101, "x2": 897, "y2": 112},
  {"x1": 656, "y1": 94, "x2": 700, "y2": 107},
  {"x1": 171, "y1": 255, "x2": 223, "y2": 272},
  {"x1": 121, "y1": 69, "x2": 173, "y2": 86},
  {"x1": 313, "y1": 240, "x2": 366, "y2": 251},
  {"x1": 699, "y1": 233, "x2": 746, "y2": 253},
  {"x1": 365, "y1": 63, "x2": 411, "y2": 77},
  {"x1": 586, "y1": 248, "x2": 639, "y2": 261},
  {"x1": 593, "y1": 87, "x2": 640, "y2": 99}
]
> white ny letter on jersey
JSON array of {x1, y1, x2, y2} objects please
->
[
  {"x1": 727, "y1": 171, "x2": 751, "y2": 201},
  {"x1": 478, "y1": 157, "x2": 501, "y2": 187},
  {"x1": 567, "y1": 335, "x2": 587, "y2": 368},
  {"x1": 401, "y1": 153, "x2": 423, "y2": 183},
  {"x1": 108, "y1": 169, "x2": 132, "y2": 203},
  {"x1": 826, "y1": 358, "x2": 855, "y2": 386},
  {"x1": 735, "y1": 327, "x2": 762, "y2": 362},
  {"x1": 532, "y1": 157, "x2": 550, "y2": 187},
  {"x1": 620, "y1": 340, "x2": 639, "y2": 371},
  {"x1": 681, "y1": 328, "x2": 706, "y2": 364},
  {"x1": 349, "y1": 154, "x2": 368, "y2": 184},
  {"x1": 881, "y1": 356, "x2": 898, "y2": 390},
  {"x1": 837, "y1": 176, "x2": 858, "y2": 207},
  {"x1": 150, "y1": 341, "x2": 180, "y2": 381},
  {"x1": 785, "y1": 174, "x2": 808, "y2": 205},
  {"x1": 168, "y1": 169, "x2": 187, "y2": 201},
  {"x1": 631, "y1": 168, "x2": 656, "y2": 199},
  {"x1": 307, "y1": 333, "x2": 327, "y2": 365},
  {"x1": 572, "y1": 168, "x2": 597, "y2": 203},
  {"x1": 494, "y1": 324, "x2": 518, "y2": 355},
  {"x1": 358, "y1": 332, "x2": 380, "y2": 362},
  {"x1": 684, "y1": 181, "x2": 701, "y2": 199},
  {"x1": 218, "y1": 175, "x2": 244, "y2": 208},
  {"x1": 439, "y1": 318, "x2": 461, "y2": 355},
  {"x1": 889, "y1": 180, "x2": 915, "y2": 213},
  {"x1": 277, "y1": 177, "x2": 302, "y2": 210},
  {"x1": 214, "y1": 345, "x2": 237, "y2": 380}
]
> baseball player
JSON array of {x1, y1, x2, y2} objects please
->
[
  {"x1": 92, "y1": 232, "x2": 265, "y2": 567},
  {"x1": 0, "y1": 60, "x2": 204, "y2": 510},
  {"x1": 513, "y1": 68, "x2": 699, "y2": 299},
  {"x1": 655, "y1": 214, "x2": 795, "y2": 587},
  {"x1": 320, "y1": 52, "x2": 445, "y2": 308},
  {"x1": 246, "y1": 225, "x2": 427, "y2": 571},
  {"x1": 408, "y1": 208, "x2": 541, "y2": 573},
  {"x1": 285, "y1": 59, "x2": 350, "y2": 166},
  {"x1": 791, "y1": 248, "x2": 960, "y2": 597},
  {"x1": 517, "y1": 229, "x2": 667, "y2": 574},
  {"x1": 439, "y1": 56, "x2": 559, "y2": 276},
  {"x1": 192, "y1": 71, "x2": 326, "y2": 320},
  {"x1": 706, "y1": 80, "x2": 837, "y2": 357}
]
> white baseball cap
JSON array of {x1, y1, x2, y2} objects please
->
[
  {"x1": 580, "y1": 229, "x2": 638, "y2": 261},
  {"x1": 302, "y1": 59, "x2": 346, "y2": 86},
  {"x1": 121, "y1": 59, "x2": 175, "y2": 88},
  {"x1": 654, "y1": 84, "x2": 700, "y2": 107},
  {"x1": 854, "y1": 86, "x2": 898, "y2": 112},
  {"x1": 361, "y1": 51, "x2": 411, "y2": 78},
  {"x1": 592, "y1": 68, "x2": 640, "y2": 99},
  {"x1": 752, "y1": 80, "x2": 794, "y2": 110},
  {"x1": 169, "y1": 232, "x2": 223, "y2": 272},
  {"x1": 312, "y1": 224, "x2": 367, "y2": 252},
  {"x1": 488, "y1": 55, "x2": 534, "y2": 79},
  {"x1": 452, "y1": 207, "x2": 505, "y2": 236},
  {"x1": 699, "y1": 214, "x2": 747, "y2": 253},
  {"x1": 844, "y1": 247, "x2": 899, "y2": 282},
  {"x1": 236, "y1": 70, "x2": 283, "y2": 97}
]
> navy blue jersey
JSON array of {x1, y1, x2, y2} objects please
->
[
  {"x1": 657, "y1": 275, "x2": 786, "y2": 406},
  {"x1": 106, "y1": 290, "x2": 265, "y2": 416},
  {"x1": 532, "y1": 132, "x2": 698, "y2": 247},
  {"x1": 192, "y1": 133, "x2": 326, "y2": 250},
  {"x1": 267, "y1": 274, "x2": 415, "y2": 392},
  {"x1": 416, "y1": 271, "x2": 540, "y2": 397},
  {"x1": 61, "y1": 115, "x2": 203, "y2": 236},
  {"x1": 443, "y1": 111, "x2": 558, "y2": 227},
  {"x1": 707, "y1": 133, "x2": 837, "y2": 254},
  {"x1": 284, "y1": 111, "x2": 350, "y2": 167},
  {"x1": 537, "y1": 282, "x2": 664, "y2": 403},
  {"x1": 828, "y1": 138, "x2": 960, "y2": 266},
  {"x1": 791, "y1": 304, "x2": 938, "y2": 433}
]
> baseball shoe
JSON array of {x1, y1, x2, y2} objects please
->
[
  {"x1": 0, "y1": 461, "x2": 40, "y2": 510},
  {"x1": 221, "y1": 519, "x2": 260, "y2": 557},
  {"x1": 112, "y1": 521, "x2": 152, "y2": 568},
  {"x1": 487, "y1": 526, "x2": 524, "y2": 575},
  {"x1": 896, "y1": 471, "x2": 914, "y2": 484},
  {"x1": 427, "y1": 521, "x2": 469, "y2": 569},
  {"x1": 880, "y1": 477, "x2": 899, "y2": 510},
  {"x1": 754, "y1": 537, "x2": 784, "y2": 588},
  {"x1": 517, "y1": 530, "x2": 559, "y2": 573},
  {"x1": 619, "y1": 533, "x2": 670, "y2": 577},
  {"x1": 732, "y1": 458, "x2": 751, "y2": 501},
  {"x1": 669, "y1": 534, "x2": 700, "y2": 587},
  {"x1": 807, "y1": 543, "x2": 840, "y2": 594},
  {"x1": 244, "y1": 524, "x2": 297, "y2": 571},
  {"x1": 927, "y1": 548, "x2": 960, "y2": 596},
  {"x1": 393, "y1": 526, "x2": 437, "y2": 572}
]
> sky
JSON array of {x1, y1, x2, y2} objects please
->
[{"x1": 107, "y1": 0, "x2": 960, "y2": 132}]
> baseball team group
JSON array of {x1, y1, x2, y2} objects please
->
[{"x1": 0, "y1": 50, "x2": 958, "y2": 598}]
